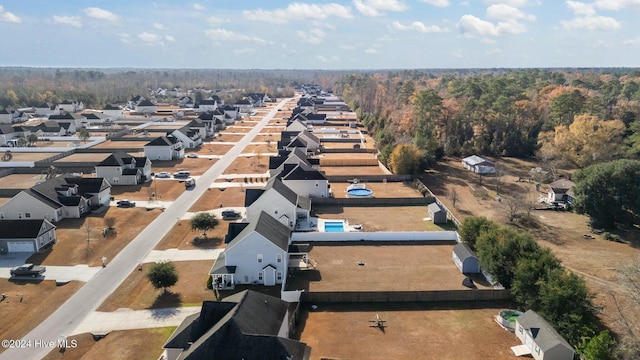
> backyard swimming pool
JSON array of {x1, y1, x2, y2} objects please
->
[{"x1": 324, "y1": 221, "x2": 345, "y2": 232}]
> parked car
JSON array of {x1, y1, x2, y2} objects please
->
[
  {"x1": 185, "y1": 177, "x2": 196, "y2": 188},
  {"x1": 186, "y1": 153, "x2": 199, "y2": 158},
  {"x1": 222, "y1": 209, "x2": 242, "y2": 220},
  {"x1": 155, "y1": 172, "x2": 171, "y2": 178},
  {"x1": 116, "y1": 200, "x2": 136, "y2": 208},
  {"x1": 10, "y1": 263, "x2": 46, "y2": 277},
  {"x1": 173, "y1": 171, "x2": 191, "y2": 179}
]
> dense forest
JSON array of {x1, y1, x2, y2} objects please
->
[{"x1": 334, "y1": 69, "x2": 640, "y2": 169}]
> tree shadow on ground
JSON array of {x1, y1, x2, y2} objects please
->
[
  {"x1": 149, "y1": 291, "x2": 181, "y2": 309},
  {"x1": 192, "y1": 236, "x2": 224, "y2": 248}
]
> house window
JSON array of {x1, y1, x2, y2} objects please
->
[
  {"x1": 277, "y1": 254, "x2": 282, "y2": 263},
  {"x1": 535, "y1": 345, "x2": 540, "y2": 355},
  {"x1": 258, "y1": 272, "x2": 263, "y2": 281},
  {"x1": 277, "y1": 272, "x2": 282, "y2": 281},
  {"x1": 257, "y1": 254, "x2": 263, "y2": 263},
  {"x1": 518, "y1": 325, "x2": 523, "y2": 334},
  {"x1": 25, "y1": 212, "x2": 31, "y2": 218}
]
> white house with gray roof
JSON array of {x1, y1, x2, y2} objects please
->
[
  {"x1": 210, "y1": 211, "x2": 291, "y2": 289},
  {"x1": 513, "y1": 310, "x2": 574, "y2": 360},
  {"x1": 0, "y1": 219, "x2": 57, "y2": 253},
  {"x1": 245, "y1": 177, "x2": 311, "y2": 230},
  {"x1": 144, "y1": 136, "x2": 184, "y2": 161}
]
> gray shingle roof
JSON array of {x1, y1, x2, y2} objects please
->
[
  {"x1": 0, "y1": 219, "x2": 55, "y2": 239},
  {"x1": 517, "y1": 310, "x2": 573, "y2": 353},
  {"x1": 227, "y1": 211, "x2": 290, "y2": 251},
  {"x1": 453, "y1": 243, "x2": 476, "y2": 261}
]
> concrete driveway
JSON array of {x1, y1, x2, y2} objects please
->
[
  {"x1": 0, "y1": 263, "x2": 102, "y2": 282},
  {"x1": 143, "y1": 249, "x2": 223, "y2": 263},
  {"x1": 71, "y1": 307, "x2": 201, "y2": 336}
]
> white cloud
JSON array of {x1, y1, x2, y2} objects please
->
[
  {"x1": 206, "y1": 16, "x2": 228, "y2": 26},
  {"x1": 205, "y1": 28, "x2": 272, "y2": 45},
  {"x1": 353, "y1": 0, "x2": 407, "y2": 17},
  {"x1": 52, "y1": 15, "x2": 82, "y2": 28},
  {"x1": 623, "y1": 37, "x2": 640, "y2": 45},
  {"x1": 486, "y1": 48, "x2": 503, "y2": 54},
  {"x1": 420, "y1": 0, "x2": 450, "y2": 7},
  {"x1": 138, "y1": 32, "x2": 160, "y2": 42},
  {"x1": 482, "y1": 38, "x2": 497, "y2": 44},
  {"x1": 192, "y1": 3, "x2": 206, "y2": 11},
  {"x1": 365, "y1": 48, "x2": 378, "y2": 53},
  {"x1": 0, "y1": 6, "x2": 22, "y2": 23},
  {"x1": 243, "y1": 3, "x2": 353, "y2": 24},
  {"x1": 165, "y1": 35, "x2": 176, "y2": 42},
  {"x1": 458, "y1": 15, "x2": 527, "y2": 36},
  {"x1": 340, "y1": 44, "x2": 356, "y2": 50},
  {"x1": 486, "y1": 4, "x2": 536, "y2": 21},
  {"x1": 483, "y1": 0, "x2": 530, "y2": 6},
  {"x1": 594, "y1": 0, "x2": 640, "y2": 11},
  {"x1": 297, "y1": 28, "x2": 326, "y2": 44},
  {"x1": 561, "y1": 16, "x2": 621, "y2": 30},
  {"x1": 234, "y1": 48, "x2": 256, "y2": 54},
  {"x1": 153, "y1": 23, "x2": 166, "y2": 30},
  {"x1": 84, "y1": 7, "x2": 119, "y2": 21},
  {"x1": 566, "y1": 1, "x2": 595, "y2": 16},
  {"x1": 390, "y1": 21, "x2": 447, "y2": 33},
  {"x1": 119, "y1": 33, "x2": 131, "y2": 44}
]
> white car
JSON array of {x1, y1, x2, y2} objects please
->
[
  {"x1": 186, "y1": 153, "x2": 199, "y2": 158},
  {"x1": 155, "y1": 172, "x2": 171, "y2": 178}
]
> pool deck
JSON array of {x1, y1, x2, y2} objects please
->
[{"x1": 316, "y1": 218, "x2": 361, "y2": 232}]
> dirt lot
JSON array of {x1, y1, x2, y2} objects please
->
[
  {"x1": 222, "y1": 156, "x2": 269, "y2": 175},
  {"x1": 287, "y1": 245, "x2": 485, "y2": 292},
  {"x1": 200, "y1": 143, "x2": 233, "y2": 155},
  {"x1": 0, "y1": 280, "x2": 84, "y2": 352},
  {"x1": 154, "y1": 219, "x2": 228, "y2": 251},
  {"x1": 43, "y1": 327, "x2": 174, "y2": 360},
  {"x1": 110, "y1": 181, "x2": 185, "y2": 202},
  {"x1": 321, "y1": 165, "x2": 387, "y2": 176},
  {"x1": 188, "y1": 187, "x2": 246, "y2": 212},
  {"x1": 259, "y1": 126, "x2": 285, "y2": 133},
  {"x1": 0, "y1": 173, "x2": 49, "y2": 189},
  {"x1": 53, "y1": 153, "x2": 111, "y2": 163},
  {"x1": 91, "y1": 140, "x2": 150, "y2": 150},
  {"x1": 330, "y1": 181, "x2": 421, "y2": 198},
  {"x1": 1, "y1": 152, "x2": 58, "y2": 162},
  {"x1": 223, "y1": 125, "x2": 252, "y2": 133},
  {"x1": 150, "y1": 159, "x2": 217, "y2": 177},
  {"x1": 241, "y1": 143, "x2": 276, "y2": 155},
  {"x1": 296, "y1": 302, "x2": 519, "y2": 360},
  {"x1": 27, "y1": 208, "x2": 159, "y2": 267},
  {"x1": 312, "y1": 206, "x2": 452, "y2": 232},
  {"x1": 213, "y1": 134, "x2": 245, "y2": 143},
  {"x1": 421, "y1": 157, "x2": 640, "y2": 344},
  {"x1": 97, "y1": 260, "x2": 216, "y2": 311}
]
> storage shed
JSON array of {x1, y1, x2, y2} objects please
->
[
  {"x1": 513, "y1": 310, "x2": 574, "y2": 360},
  {"x1": 462, "y1": 155, "x2": 496, "y2": 174},
  {"x1": 427, "y1": 202, "x2": 447, "y2": 224},
  {"x1": 452, "y1": 243, "x2": 480, "y2": 274}
]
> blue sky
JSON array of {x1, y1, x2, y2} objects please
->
[{"x1": 0, "y1": 0, "x2": 639, "y2": 69}]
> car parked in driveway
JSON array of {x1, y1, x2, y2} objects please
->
[
  {"x1": 116, "y1": 200, "x2": 136, "y2": 208},
  {"x1": 221, "y1": 209, "x2": 242, "y2": 220},
  {"x1": 173, "y1": 171, "x2": 191, "y2": 179},
  {"x1": 10, "y1": 263, "x2": 46, "y2": 277},
  {"x1": 155, "y1": 171, "x2": 171, "y2": 178},
  {"x1": 186, "y1": 153, "x2": 199, "y2": 158}
]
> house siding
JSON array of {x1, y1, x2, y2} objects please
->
[
  {"x1": 246, "y1": 191, "x2": 297, "y2": 230},
  {"x1": 281, "y1": 179, "x2": 329, "y2": 198},
  {"x1": 0, "y1": 192, "x2": 60, "y2": 221},
  {"x1": 225, "y1": 233, "x2": 287, "y2": 285}
]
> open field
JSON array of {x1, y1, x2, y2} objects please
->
[
  {"x1": 213, "y1": 134, "x2": 245, "y2": 143},
  {"x1": 330, "y1": 181, "x2": 421, "y2": 198},
  {"x1": 97, "y1": 260, "x2": 216, "y2": 312},
  {"x1": 241, "y1": 143, "x2": 276, "y2": 155},
  {"x1": 222, "y1": 155, "x2": 269, "y2": 175},
  {"x1": 27, "y1": 208, "x2": 159, "y2": 267},
  {"x1": 53, "y1": 152, "x2": 111, "y2": 163},
  {"x1": 259, "y1": 126, "x2": 285, "y2": 133},
  {"x1": 312, "y1": 206, "x2": 451, "y2": 232},
  {"x1": 154, "y1": 219, "x2": 227, "y2": 251},
  {"x1": 296, "y1": 302, "x2": 519, "y2": 360},
  {"x1": 222, "y1": 125, "x2": 252, "y2": 133},
  {"x1": 287, "y1": 245, "x2": 487, "y2": 292},
  {"x1": 188, "y1": 186, "x2": 246, "y2": 212},
  {"x1": 200, "y1": 143, "x2": 233, "y2": 155},
  {"x1": 0, "y1": 280, "x2": 84, "y2": 352},
  {"x1": 421, "y1": 157, "x2": 640, "y2": 344},
  {"x1": 43, "y1": 327, "x2": 174, "y2": 360}
]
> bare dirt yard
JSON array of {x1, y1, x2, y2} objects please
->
[
  {"x1": 288, "y1": 245, "x2": 489, "y2": 292},
  {"x1": 188, "y1": 187, "x2": 246, "y2": 212},
  {"x1": 330, "y1": 181, "x2": 422, "y2": 198},
  {"x1": 0, "y1": 280, "x2": 84, "y2": 353},
  {"x1": 0, "y1": 173, "x2": 49, "y2": 190},
  {"x1": 43, "y1": 327, "x2": 174, "y2": 360},
  {"x1": 27, "y1": 208, "x2": 159, "y2": 267},
  {"x1": 1, "y1": 152, "x2": 57, "y2": 162},
  {"x1": 97, "y1": 260, "x2": 216, "y2": 311},
  {"x1": 213, "y1": 134, "x2": 245, "y2": 143},
  {"x1": 222, "y1": 156, "x2": 269, "y2": 175},
  {"x1": 200, "y1": 142, "x2": 233, "y2": 155},
  {"x1": 296, "y1": 302, "x2": 519, "y2": 360},
  {"x1": 110, "y1": 181, "x2": 185, "y2": 202},
  {"x1": 320, "y1": 165, "x2": 388, "y2": 176},
  {"x1": 421, "y1": 157, "x2": 640, "y2": 344},
  {"x1": 150, "y1": 159, "x2": 217, "y2": 177},
  {"x1": 241, "y1": 143, "x2": 276, "y2": 155},
  {"x1": 154, "y1": 219, "x2": 227, "y2": 251}
]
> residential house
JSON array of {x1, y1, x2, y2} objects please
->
[
  {"x1": 169, "y1": 126, "x2": 202, "y2": 149},
  {"x1": 144, "y1": 136, "x2": 184, "y2": 161},
  {"x1": 278, "y1": 163, "x2": 329, "y2": 198},
  {"x1": 95, "y1": 152, "x2": 152, "y2": 185},
  {"x1": 286, "y1": 119, "x2": 309, "y2": 132},
  {"x1": 48, "y1": 112, "x2": 85, "y2": 130},
  {"x1": 268, "y1": 148, "x2": 320, "y2": 178},
  {"x1": 547, "y1": 179, "x2": 575, "y2": 204},
  {"x1": 187, "y1": 119, "x2": 207, "y2": 139},
  {"x1": 0, "y1": 219, "x2": 57, "y2": 254},
  {"x1": 127, "y1": 95, "x2": 145, "y2": 110},
  {"x1": 195, "y1": 99, "x2": 218, "y2": 113},
  {"x1": 235, "y1": 99, "x2": 253, "y2": 114},
  {"x1": 0, "y1": 176, "x2": 110, "y2": 222},
  {"x1": 291, "y1": 112, "x2": 327, "y2": 125},
  {"x1": 247, "y1": 93, "x2": 271, "y2": 107},
  {"x1": 33, "y1": 103, "x2": 59, "y2": 116},
  {"x1": 81, "y1": 112, "x2": 112, "y2": 126},
  {"x1": 245, "y1": 177, "x2": 311, "y2": 230},
  {"x1": 221, "y1": 104, "x2": 239, "y2": 122},
  {"x1": 58, "y1": 100, "x2": 84, "y2": 113},
  {"x1": 513, "y1": 310, "x2": 574, "y2": 360},
  {"x1": 102, "y1": 104, "x2": 124, "y2": 119},
  {"x1": 0, "y1": 108, "x2": 11, "y2": 124},
  {"x1": 161, "y1": 290, "x2": 310, "y2": 360},
  {"x1": 17, "y1": 121, "x2": 70, "y2": 137},
  {"x1": 178, "y1": 96, "x2": 194, "y2": 108},
  {"x1": 0, "y1": 125, "x2": 22, "y2": 147},
  {"x1": 210, "y1": 94, "x2": 224, "y2": 106},
  {"x1": 452, "y1": 243, "x2": 480, "y2": 274},
  {"x1": 197, "y1": 112, "x2": 223, "y2": 135},
  {"x1": 462, "y1": 155, "x2": 496, "y2": 174},
  {"x1": 135, "y1": 99, "x2": 157, "y2": 114}
]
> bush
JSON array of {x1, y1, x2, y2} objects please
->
[{"x1": 206, "y1": 275, "x2": 213, "y2": 290}]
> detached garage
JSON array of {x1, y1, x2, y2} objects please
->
[
  {"x1": 0, "y1": 219, "x2": 57, "y2": 254},
  {"x1": 452, "y1": 243, "x2": 480, "y2": 274}
]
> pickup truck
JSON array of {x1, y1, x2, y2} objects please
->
[{"x1": 10, "y1": 263, "x2": 46, "y2": 277}]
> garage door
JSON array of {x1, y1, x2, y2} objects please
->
[{"x1": 7, "y1": 241, "x2": 35, "y2": 253}]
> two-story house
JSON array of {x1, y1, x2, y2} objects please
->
[
  {"x1": 144, "y1": 136, "x2": 184, "y2": 161},
  {"x1": 95, "y1": 152, "x2": 152, "y2": 185},
  {"x1": 245, "y1": 177, "x2": 311, "y2": 230},
  {"x1": 0, "y1": 219, "x2": 57, "y2": 254}
]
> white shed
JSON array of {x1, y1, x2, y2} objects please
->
[
  {"x1": 452, "y1": 243, "x2": 480, "y2": 274},
  {"x1": 462, "y1": 155, "x2": 496, "y2": 174}
]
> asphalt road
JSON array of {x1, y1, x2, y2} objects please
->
[{"x1": 0, "y1": 97, "x2": 293, "y2": 360}]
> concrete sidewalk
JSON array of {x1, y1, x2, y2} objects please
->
[
  {"x1": 143, "y1": 249, "x2": 223, "y2": 263},
  {"x1": 71, "y1": 307, "x2": 201, "y2": 336}
]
